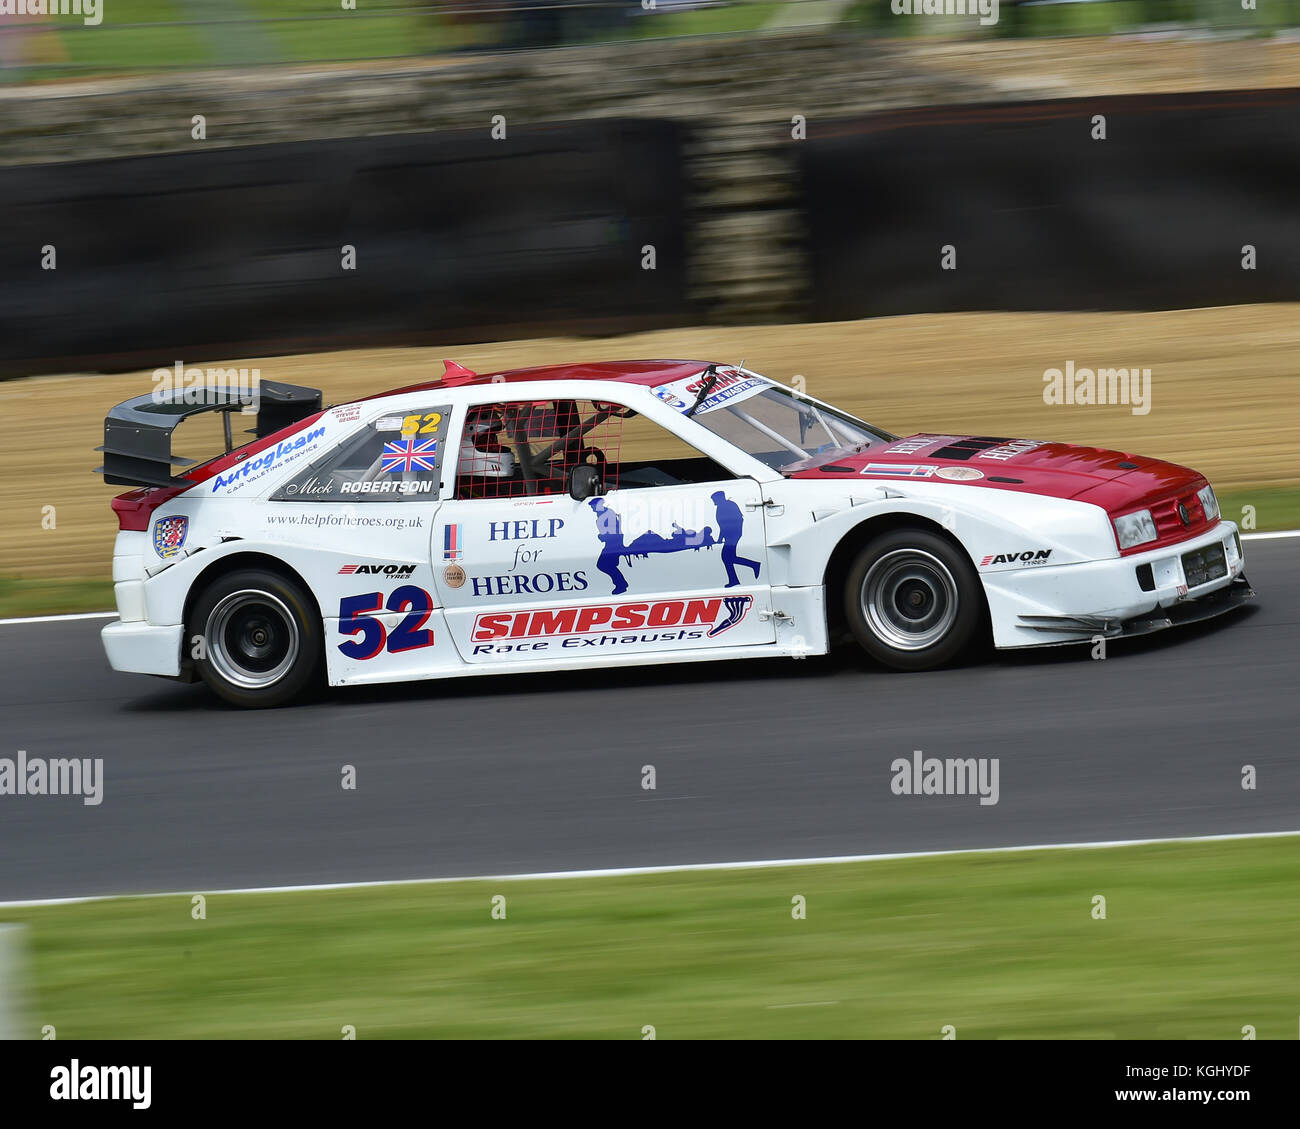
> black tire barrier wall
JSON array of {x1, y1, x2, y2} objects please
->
[
  {"x1": 800, "y1": 89, "x2": 1300, "y2": 319},
  {"x1": 0, "y1": 120, "x2": 689, "y2": 377}
]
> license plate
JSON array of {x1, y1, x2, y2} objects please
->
[{"x1": 1182, "y1": 543, "x2": 1227, "y2": 589}]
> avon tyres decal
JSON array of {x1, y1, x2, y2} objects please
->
[
  {"x1": 338, "y1": 587, "x2": 435, "y2": 659},
  {"x1": 212, "y1": 426, "x2": 327, "y2": 492},
  {"x1": 338, "y1": 564, "x2": 417, "y2": 576},
  {"x1": 979, "y1": 550, "x2": 1053, "y2": 567}
]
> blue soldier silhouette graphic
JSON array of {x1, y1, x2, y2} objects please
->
[
  {"x1": 711, "y1": 490, "x2": 762, "y2": 588},
  {"x1": 587, "y1": 493, "x2": 755, "y2": 594},
  {"x1": 589, "y1": 497, "x2": 631, "y2": 595}
]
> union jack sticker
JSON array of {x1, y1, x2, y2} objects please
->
[{"x1": 380, "y1": 438, "x2": 439, "y2": 474}]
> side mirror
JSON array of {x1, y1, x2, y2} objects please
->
[{"x1": 569, "y1": 464, "x2": 603, "y2": 501}]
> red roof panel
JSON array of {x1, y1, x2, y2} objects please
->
[{"x1": 369, "y1": 359, "x2": 709, "y2": 401}]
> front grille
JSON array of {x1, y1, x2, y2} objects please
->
[
  {"x1": 1182, "y1": 543, "x2": 1227, "y2": 589},
  {"x1": 1152, "y1": 491, "x2": 1208, "y2": 539}
]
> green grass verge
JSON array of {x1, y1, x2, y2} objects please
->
[
  {"x1": 6, "y1": 837, "x2": 1299, "y2": 1038},
  {"x1": 0, "y1": 577, "x2": 115, "y2": 619},
  {"x1": 1217, "y1": 486, "x2": 1300, "y2": 539},
  {"x1": 29, "y1": 0, "x2": 209, "y2": 74},
  {"x1": 8, "y1": 1, "x2": 782, "y2": 81}
]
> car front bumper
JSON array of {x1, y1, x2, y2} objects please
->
[{"x1": 983, "y1": 521, "x2": 1252, "y2": 648}]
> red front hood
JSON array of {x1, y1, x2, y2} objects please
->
[{"x1": 791, "y1": 434, "x2": 1214, "y2": 550}]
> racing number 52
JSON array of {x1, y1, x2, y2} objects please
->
[
  {"x1": 338, "y1": 587, "x2": 435, "y2": 659},
  {"x1": 400, "y1": 412, "x2": 443, "y2": 437}
]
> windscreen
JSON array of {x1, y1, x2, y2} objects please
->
[{"x1": 654, "y1": 368, "x2": 892, "y2": 473}]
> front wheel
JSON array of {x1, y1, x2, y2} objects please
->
[
  {"x1": 844, "y1": 530, "x2": 985, "y2": 671},
  {"x1": 188, "y1": 569, "x2": 322, "y2": 707}
]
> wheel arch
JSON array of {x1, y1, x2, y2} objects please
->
[
  {"x1": 180, "y1": 551, "x2": 323, "y2": 675},
  {"x1": 821, "y1": 513, "x2": 987, "y2": 645}
]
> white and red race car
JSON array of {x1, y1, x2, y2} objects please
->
[{"x1": 97, "y1": 360, "x2": 1252, "y2": 707}]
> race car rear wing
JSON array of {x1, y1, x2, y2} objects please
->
[{"x1": 95, "y1": 379, "x2": 323, "y2": 488}]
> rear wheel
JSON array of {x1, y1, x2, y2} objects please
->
[
  {"x1": 188, "y1": 569, "x2": 322, "y2": 707},
  {"x1": 844, "y1": 529, "x2": 984, "y2": 671}
]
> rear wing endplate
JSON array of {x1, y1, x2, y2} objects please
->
[{"x1": 95, "y1": 380, "x2": 323, "y2": 488}]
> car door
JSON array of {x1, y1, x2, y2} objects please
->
[
  {"x1": 431, "y1": 396, "x2": 776, "y2": 664},
  {"x1": 267, "y1": 401, "x2": 451, "y2": 683}
]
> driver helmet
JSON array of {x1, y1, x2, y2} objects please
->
[{"x1": 459, "y1": 406, "x2": 516, "y2": 478}]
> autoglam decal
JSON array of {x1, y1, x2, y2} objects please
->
[{"x1": 211, "y1": 426, "x2": 327, "y2": 492}]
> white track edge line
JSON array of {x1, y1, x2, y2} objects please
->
[
  {"x1": 2, "y1": 530, "x2": 1296, "y2": 628},
  {"x1": 0, "y1": 611, "x2": 117, "y2": 626},
  {"x1": 1, "y1": 828, "x2": 1297, "y2": 909}
]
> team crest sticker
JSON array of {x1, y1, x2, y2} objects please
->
[{"x1": 152, "y1": 515, "x2": 189, "y2": 558}]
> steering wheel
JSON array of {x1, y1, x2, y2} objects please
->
[
  {"x1": 578, "y1": 446, "x2": 607, "y2": 475},
  {"x1": 591, "y1": 402, "x2": 636, "y2": 419},
  {"x1": 551, "y1": 444, "x2": 604, "y2": 484}
]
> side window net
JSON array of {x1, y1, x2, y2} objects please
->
[{"x1": 455, "y1": 400, "x2": 628, "y2": 500}]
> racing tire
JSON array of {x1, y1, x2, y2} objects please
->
[
  {"x1": 188, "y1": 568, "x2": 322, "y2": 708},
  {"x1": 844, "y1": 529, "x2": 985, "y2": 671}
]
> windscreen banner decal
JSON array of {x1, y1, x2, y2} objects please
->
[{"x1": 652, "y1": 368, "x2": 772, "y2": 416}]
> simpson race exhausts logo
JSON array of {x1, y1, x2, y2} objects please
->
[{"x1": 472, "y1": 595, "x2": 754, "y2": 643}]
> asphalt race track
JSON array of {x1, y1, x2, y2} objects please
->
[{"x1": 1, "y1": 539, "x2": 1296, "y2": 903}]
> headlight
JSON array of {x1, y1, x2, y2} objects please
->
[
  {"x1": 1114, "y1": 509, "x2": 1158, "y2": 550},
  {"x1": 1197, "y1": 484, "x2": 1220, "y2": 522}
]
